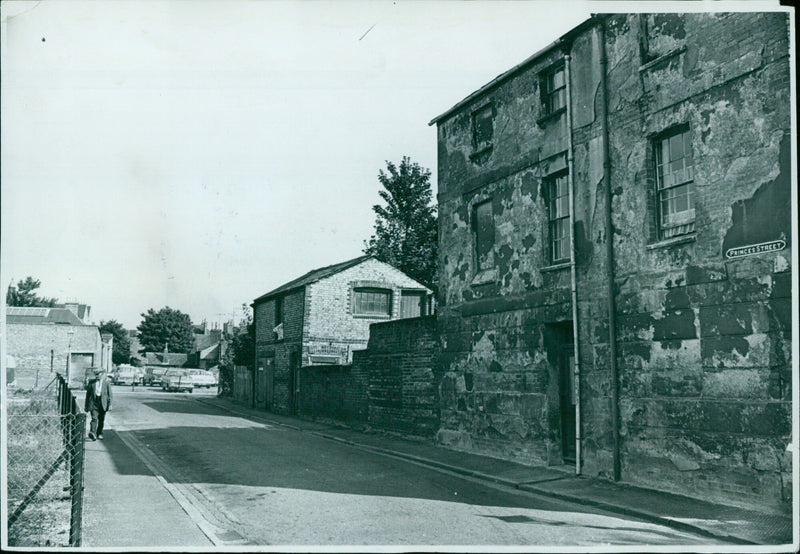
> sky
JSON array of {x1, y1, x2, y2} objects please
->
[{"x1": 1, "y1": 0, "x2": 770, "y2": 330}]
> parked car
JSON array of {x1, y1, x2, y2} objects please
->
[
  {"x1": 114, "y1": 366, "x2": 140, "y2": 386},
  {"x1": 187, "y1": 369, "x2": 217, "y2": 389},
  {"x1": 161, "y1": 369, "x2": 194, "y2": 393},
  {"x1": 142, "y1": 367, "x2": 168, "y2": 386}
]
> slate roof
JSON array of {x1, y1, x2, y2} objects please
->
[
  {"x1": 6, "y1": 306, "x2": 86, "y2": 326},
  {"x1": 253, "y1": 255, "x2": 373, "y2": 304}
]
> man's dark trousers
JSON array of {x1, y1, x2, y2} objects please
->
[{"x1": 89, "y1": 398, "x2": 107, "y2": 436}]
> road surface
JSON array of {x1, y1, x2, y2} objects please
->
[{"x1": 86, "y1": 386, "x2": 724, "y2": 547}]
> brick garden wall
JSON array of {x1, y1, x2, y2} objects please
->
[
  {"x1": 297, "y1": 317, "x2": 439, "y2": 438},
  {"x1": 298, "y1": 355, "x2": 368, "y2": 423},
  {"x1": 365, "y1": 316, "x2": 439, "y2": 438}
]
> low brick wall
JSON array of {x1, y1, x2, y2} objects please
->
[
  {"x1": 366, "y1": 316, "x2": 439, "y2": 438},
  {"x1": 295, "y1": 316, "x2": 440, "y2": 438},
  {"x1": 298, "y1": 361, "x2": 367, "y2": 423}
]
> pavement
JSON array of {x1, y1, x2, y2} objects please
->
[{"x1": 79, "y1": 392, "x2": 796, "y2": 548}]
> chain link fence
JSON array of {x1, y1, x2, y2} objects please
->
[{"x1": 6, "y1": 373, "x2": 86, "y2": 547}]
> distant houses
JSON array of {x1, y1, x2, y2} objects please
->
[
  {"x1": 6, "y1": 303, "x2": 112, "y2": 388},
  {"x1": 251, "y1": 255, "x2": 432, "y2": 414}
]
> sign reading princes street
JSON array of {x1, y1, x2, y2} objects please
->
[{"x1": 725, "y1": 239, "x2": 786, "y2": 260}]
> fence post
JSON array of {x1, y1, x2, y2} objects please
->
[{"x1": 68, "y1": 400, "x2": 86, "y2": 547}]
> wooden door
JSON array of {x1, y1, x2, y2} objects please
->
[
  {"x1": 256, "y1": 357, "x2": 267, "y2": 409},
  {"x1": 400, "y1": 291, "x2": 426, "y2": 319},
  {"x1": 560, "y1": 346, "x2": 577, "y2": 463}
]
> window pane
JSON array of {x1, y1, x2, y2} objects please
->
[
  {"x1": 552, "y1": 68, "x2": 565, "y2": 89},
  {"x1": 354, "y1": 289, "x2": 391, "y2": 315},
  {"x1": 669, "y1": 133, "x2": 684, "y2": 160}
]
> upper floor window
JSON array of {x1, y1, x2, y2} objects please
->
[
  {"x1": 655, "y1": 127, "x2": 695, "y2": 239},
  {"x1": 471, "y1": 104, "x2": 494, "y2": 151},
  {"x1": 353, "y1": 288, "x2": 392, "y2": 316},
  {"x1": 547, "y1": 172, "x2": 570, "y2": 263},
  {"x1": 540, "y1": 64, "x2": 566, "y2": 117},
  {"x1": 472, "y1": 199, "x2": 495, "y2": 271}
]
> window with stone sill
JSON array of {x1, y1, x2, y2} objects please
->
[
  {"x1": 472, "y1": 199, "x2": 495, "y2": 272},
  {"x1": 546, "y1": 172, "x2": 570, "y2": 264},
  {"x1": 655, "y1": 126, "x2": 695, "y2": 240},
  {"x1": 540, "y1": 64, "x2": 566, "y2": 118},
  {"x1": 471, "y1": 103, "x2": 494, "y2": 153}
]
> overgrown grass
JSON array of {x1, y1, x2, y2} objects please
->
[{"x1": 6, "y1": 390, "x2": 73, "y2": 547}]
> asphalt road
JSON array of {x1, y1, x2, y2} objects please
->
[{"x1": 98, "y1": 387, "x2": 722, "y2": 547}]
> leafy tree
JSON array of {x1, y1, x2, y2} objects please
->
[
  {"x1": 99, "y1": 320, "x2": 132, "y2": 365},
  {"x1": 219, "y1": 304, "x2": 254, "y2": 397},
  {"x1": 136, "y1": 307, "x2": 195, "y2": 354},
  {"x1": 6, "y1": 277, "x2": 59, "y2": 307},
  {"x1": 364, "y1": 157, "x2": 438, "y2": 292}
]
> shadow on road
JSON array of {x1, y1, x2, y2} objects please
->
[{"x1": 101, "y1": 396, "x2": 580, "y2": 513}]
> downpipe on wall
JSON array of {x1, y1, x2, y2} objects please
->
[
  {"x1": 564, "y1": 51, "x2": 581, "y2": 475},
  {"x1": 600, "y1": 18, "x2": 622, "y2": 482}
]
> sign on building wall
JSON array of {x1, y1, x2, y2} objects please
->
[{"x1": 724, "y1": 239, "x2": 786, "y2": 260}]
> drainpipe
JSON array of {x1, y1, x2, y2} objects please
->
[
  {"x1": 600, "y1": 18, "x2": 622, "y2": 482},
  {"x1": 564, "y1": 50, "x2": 581, "y2": 475}
]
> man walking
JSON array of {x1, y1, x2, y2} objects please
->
[{"x1": 85, "y1": 368, "x2": 112, "y2": 440}]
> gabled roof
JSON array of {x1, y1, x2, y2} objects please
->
[
  {"x1": 6, "y1": 306, "x2": 87, "y2": 326},
  {"x1": 253, "y1": 255, "x2": 373, "y2": 304}
]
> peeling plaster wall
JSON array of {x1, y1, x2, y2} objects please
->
[
  {"x1": 434, "y1": 12, "x2": 792, "y2": 510},
  {"x1": 601, "y1": 12, "x2": 791, "y2": 508},
  {"x1": 436, "y1": 36, "x2": 581, "y2": 466}
]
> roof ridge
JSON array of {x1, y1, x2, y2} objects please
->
[{"x1": 253, "y1": 254, "x2": 373, "y2": 304}]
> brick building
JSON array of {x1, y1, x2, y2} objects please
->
[
  {"x1": 6, "y1": 305, "x2": 110, "y2": 388},
  {"x1": 252, "y1": 255, "x2": 432, "y2": 414},
  {"x1": 430, "y1": 12, "x2": 792, "y2": 509}
]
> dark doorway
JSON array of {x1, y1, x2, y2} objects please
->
[
  {"x1": 559, "y1": 344, "x2": 576, "y2": 463},
  {"x1": 547, "y1": 321, "x2": 576, "y2": 464},
  {"x1": 288, "y1": 351, "x2": 299, "y2": 415},
  {"x1": 255, "y1": 356, "x2": 274, "y2": 410}
]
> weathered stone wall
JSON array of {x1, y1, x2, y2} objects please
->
[
  {"x1": 433, "y1": 12, "x2": 792, "y2": 509},
  {"x1": 602, "y1": 12, "x2": 792, "y2": 508},
  {"x1": 435, "y1": 24, "x2": 578, "y2": 466}
]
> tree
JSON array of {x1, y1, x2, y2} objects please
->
[
  {"x1": 99, "y1": 320, "x2": 132, "y2": 365},
  {"x1": 136, "y1": 307, "x2": 195, "y2": 354},
  {"x1": 364, "y1": 157, "x2": 438, "y2": 292},
  {"x1": 6, "y1": 277, "x2": 59, "y2": 307},
  {"x1": 219, "y1": 304, "x2": 254, "y2": 397}
]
